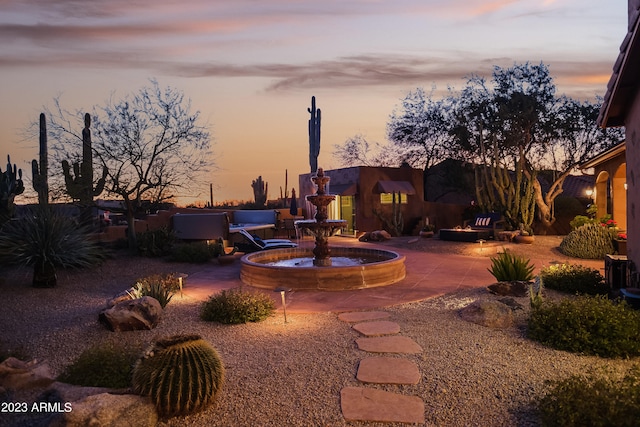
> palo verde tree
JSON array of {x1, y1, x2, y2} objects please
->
[
  {"x1": 450, "y1": 62, "x2": 623, "y2": 230},
  {"x1": 40, "y1": 80, "x2": 214, "y2": 250}
]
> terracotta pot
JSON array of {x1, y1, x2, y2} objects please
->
[
  {"x1": 514, "y1": 235, "x2": 535, "y2": 244},
  {"x1": 615, "y1": 239, "x2": 627, "y2": 255},
  {"x1": 419, "y1": 231, "x2": 434, "y2": 238}
]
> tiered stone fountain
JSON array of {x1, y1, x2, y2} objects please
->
[
  {"x1": 295, "y1": 168, "x2": 346, "y2": 266},
  {"x1": 240, "y1": 168, "x2": 406, "y2": 291}
]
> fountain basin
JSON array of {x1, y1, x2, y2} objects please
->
[{"x1": 240, "y1": 247, "x2": 406, "y2": 291}]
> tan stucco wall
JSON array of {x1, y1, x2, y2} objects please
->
[{"x1": 625, "y1": 95, "x2": 640, "y2": 275}]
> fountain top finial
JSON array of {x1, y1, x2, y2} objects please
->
[{"x1": 312, "y1": 167, "x2": 330, "y2": 195}]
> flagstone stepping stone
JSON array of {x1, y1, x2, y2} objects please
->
[
  {"x1": 356, "y1": 336, "x2": 423, "y2": 354},
  {"x1": 338, "y1": 311, "x2": 390, "y2": 323},
  {"x1": 352, "y1": 321, "x2": 400, "y2": 336},
  {"x1": 341, "y1": 387, "x2": 424, "y2": 424},
  {"x1": 356, "y1": 357, "x2": 421, "y2": 384}
]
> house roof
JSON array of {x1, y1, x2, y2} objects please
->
[
  {"x1": 377, "y1": 180, "x2": 416, "y2": 195},
  {"x1": 580, "y1": 141, "x2": 626, "y2": 169},
  {"x1": 598, "y1": 4, "x2": 640, "y2": 127}
]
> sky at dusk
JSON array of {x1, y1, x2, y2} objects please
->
[{"x1": 0, "y1": 0, "x2": 629, "y2": 205}]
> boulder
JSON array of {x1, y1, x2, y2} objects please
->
[
  {"x1": 42, "y1": 381, "x2": 124, "y2": 404},
  {"x1": 459, "y1": 300, "x2": 514, "y2": 329},
  {"x1": 0, "y1": 357, "x2": 55, "y2": 390},
  {"x1": 99, "y1": 296, "x2": 162, "y2": 332},
  {"x1": 50, "y1": 393, "x2": 158, "y2": 427},
  {"x1": 358, "y1": 230, "x2": 392, "y2": 242},
  {"x1": 106, "y1": 288, "x2": 136, "y2": 308},
  {"x1": 487, "y1": 281, "x2": 529, "y2": 297}
]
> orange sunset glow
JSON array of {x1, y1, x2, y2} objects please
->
[{"x1": 0, "y1": 0, "x2": 628, "y2": 205}]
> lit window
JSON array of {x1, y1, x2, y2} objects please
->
[{"x1": 380, "y1": 193, "x2": 408, "y2": 204}]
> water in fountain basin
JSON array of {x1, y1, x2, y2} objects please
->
[{"x1": 263, "y1": 255, "x2": 386, "y2": 267}]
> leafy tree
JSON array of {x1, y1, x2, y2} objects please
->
[
  {"x1": 332, "y1": 134, "x2": 396, "y2": 167},
  {"x1": 386, "y1": 88, "x2": 454, "y2": 171},
  {"x1": 451, "y1": 63, "x2": 623, "y2": 229},
  {"x1": 36, "y1": 80, "x2": 214, "y2": 249}
]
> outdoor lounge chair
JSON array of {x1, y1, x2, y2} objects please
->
[{"x1": 234, "y1": 228, "x2": 298, "y2": 253}]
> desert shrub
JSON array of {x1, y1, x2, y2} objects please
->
[
  {"x1": 540, "y1": 263, "x2": 607, "y2": 295},
  {"x1": 132, "y1": 334, "x2": 224, "y2": 417},
  {"x1": 559, "y1": 222, "x2": 617, "y2": 259},
  {"x1": 528, "y1": 295, "x2": 640, "y2": 358},
  {"x1": 0, "y1": 207, "x2": 105, "y2": 287},
  {"x1": 201, "y1": 288, "x2": 275, "y2": 324},
  {"x1": 131, "y1": 273, "x2": 180, "y2": 308},
  {"x1": 137, "y1": 227, "x2": 176, "y2": 257},
  {"x1": 488, "y1": 250, "x2": 534, "y2": 282},
  {"x1": 171, "y1": 241, "x2": 217, "y2": 263},
  {"x1": 538, "y1": 366, "x2": 640, "y2": 427},
  {"x1": 568, "y1": 214, "x2": 592, "y2": 230},
  {"x1": 58, "y1": 342, "x2": 141, "y2": 388}
]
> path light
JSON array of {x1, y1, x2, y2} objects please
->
[
  {"x1": 176, "y1": 273, "x2": 188, "y2": 298},
  {"x1": 274, "y1": 287, "x2": 292, "y2": 323},
  {"x1": 476, "y1": 239, "x2": 486, "y2": 253}
]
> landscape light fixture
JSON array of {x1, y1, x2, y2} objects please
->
[{"x1": 274, "y1": 287, "x2": 292, "y2": 323}]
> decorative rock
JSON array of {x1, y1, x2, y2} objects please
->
[
  {"x1": 459, "y1": 300, "x2": 514, "y2": 329},
  {"x1": 352, "y1": 321, "x2": 400, "y2": 336},
  {"x1": 106, "y1": 288, "x2": 135, "y2": 307},
  {"x1": 54, "y1": 393, "x2": 158, "y2": 427},
  {"x1": 487, "y1": 281, "x2": 528, "y2": 297},
  {"x1": 43, "y1": 381, "x2": 122, "y2": 404},
  {"x1": 338, "y1": 311, "x2": 390, "y2": 323},
  {"x1": 0, "y1": 357, "x2": 54, "y2": 390},
  {"x1": 498, "y1": 297, "x2": 524, "y2": 311},
  {"x1": 341, "y1": 387, "x2": 424, "y2": 424},
  {"x1": 357, "y1": 357, "x2": 421, "y2": 384},
  {"x1": 99, "y1": 296, "x2": 162, "y2": 332},
  {"x1": 356, "y1": 336, "x2": 423, "y2": 354},
  {"x1": 358, "y1": 230, "x2": 392, "y2": 242}
]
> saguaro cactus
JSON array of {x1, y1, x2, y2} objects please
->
[
  {"x1": 62, "y1": 113, "x2": 107, "y2": 225},
  {"x1": 32, "y1": 113, "x2": 49, "y2": 206},
  {"x1": 308, "y1": 96, "x2": 321, "y2": 173},
  {"x1": 0, "y1": 155, "x2": 24, "y2": 225},
  {"x1": 251, "y1": 175, "x2": 268, "y2": 207}
]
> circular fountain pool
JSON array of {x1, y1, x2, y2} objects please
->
[{"x1": 240, "y1": 247, "x2": 406, "y2": 291}]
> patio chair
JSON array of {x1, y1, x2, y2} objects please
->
[{"x1": 235, "y1": 228, "x2": 298, "y2": 253}]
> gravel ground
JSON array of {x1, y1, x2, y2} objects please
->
[{"x1": 0, "y1": 238, "x2": 634, "y2": 426}]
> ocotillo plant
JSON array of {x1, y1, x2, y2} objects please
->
[
  {"x1": 62, "y1": 113, "x2": 108, "y2": 225},
  {"x1": 0, "y1": 155, "x2": 25, "y2": 225},
  {"x1": 32, "y1": 113, "x2": 49, "y2": 206},
  {"x1": 251, "y1": 175, "x2": 268, "y2": 207},
  {"x1": 308, "y1": 96, "x2": 321, "y2": 173}
]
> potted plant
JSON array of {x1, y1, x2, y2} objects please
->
[
  {"x1": 210, "y1": 238, "x2": 238, "y2": 265},
  {"x1": 614, "y1": 232, "x2": 627, "y2": 255},
  {"x1": 514, "y1": 224, "x2": 535, "y2": 244},
  {"x1": 419, "y1": 223, "x2": 435, "y2": 238}
]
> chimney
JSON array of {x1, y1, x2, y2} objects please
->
[{"x1": 629, "y1": 0, "x2": 640, "y2": 30}]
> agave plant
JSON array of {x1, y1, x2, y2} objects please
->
[
  {"x1": 0, "y1": 207, "x2": 105, "y2": 287},
  {"x1": 488, "y1": 250, "x2": 535, "y2": 282}
]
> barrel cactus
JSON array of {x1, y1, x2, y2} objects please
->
[
  {"x1": 559, "y1": 222, "x2": 617, "y2": 259},
  {"x1": 131, "y1": 334, "x2": 224, "y2": 417}
]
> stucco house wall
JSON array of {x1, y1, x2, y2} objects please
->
[{"x1": 598, "y1": 0, "x2": 640, "y2": 284}]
